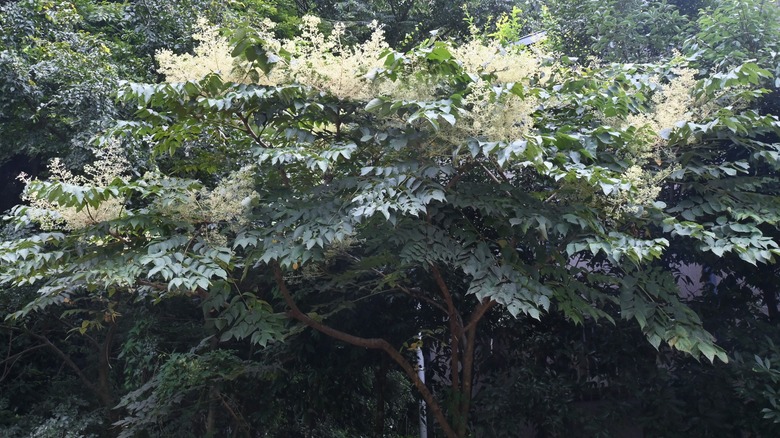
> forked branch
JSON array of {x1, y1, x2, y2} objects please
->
[{"x1": 271, "y1": 262, "x2": 457, "y2": 438}]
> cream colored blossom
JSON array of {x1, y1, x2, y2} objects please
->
[
  {"x1": 20, "y1": 141, "x2": 128, "y2": 230},
  {"x1": 467, "y1": 79, "x2": 537, "y2": 141},
  {"x1": 156, "y1": 16, "x2": 395, "y2": 98},
  {"x1": 602, "y1": 67, "x2": 699, "y2": 164},
  {"x1": 626, "y1": 68, "x2": 698, "y2": 141},
  {"x1": 652, "y1": 68, "x2": 697, "y2": 132},
  {"x1": 432, "y1": 77, "x2": 538, "y2": 153},
  {"x1": 156, "y1": 18, "x2": 250, "y2": 83},
  {"x1": 155, "y1": 15, "x2": 554, "y2": 114},
  {"x1": 154, "y1": 16, "x2": 551, "y2": 157},
  {"x1": 452, "y1": 40, "x2": 550, "y2": 84},
  {"x1": 153, "y1": 166, "x2": 258, "y2": 227},
  {"x1": 201, "y1": 166, "x2": 258, "y2": 224},
  {"x1": 602, "y1": 165, "x2": 674, "y2": 219},
  {"x1": 287, "y1": 17, "x2": 390, "y2": 100}
]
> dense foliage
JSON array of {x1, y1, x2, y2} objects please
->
[{"x1": 2, "y1": 0, "x2": 780, "y2": 437}]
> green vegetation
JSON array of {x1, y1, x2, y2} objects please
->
[{"x1": 2, "y1": 1, "x2": 780, "y2": 436}]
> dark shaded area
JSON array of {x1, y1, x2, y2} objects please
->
[{"x1": 0, "y1": 155, "x2": 40, "y2": 214}]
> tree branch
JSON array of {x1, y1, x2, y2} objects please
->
[
  {"x1": 370, "y1": 267, "x2": 450, "y2": 315},
  {"x1": 23, "y1": 329, "x2": 101, "y2": 399},
  {"x1": 236, "y1": 112, "x2": 271, "y2": 149},
  {"x1": 398, "y1": 285, "x2": 450, "y2": 315},
  {"x1": 0, "y1": 343, "x2": 48, "y2": 383},
  {"x1": 445, "y1": 162, "x2": 476, "y2": 190},
  {"x1": 477, "y1": 161, "x2": 513, "y2": 198},
  {"x1": 271, "y1": 262, "x2": 457, "y2": 438},
  {"x1": 430, "y1": 263, "x2": 464, "y2": 397},
  {"x1": 464, "y1": 298, "x2": 496, "y2": 335},
  {"x1": 235, "y1": 111, "x2": 290, "y2": 186},
  {"x1": 217, "y1": 392, "x2": 251, "y2": 438},
  {"x1": 460, "y1": 297, "x2": 496, "y2": 429}
]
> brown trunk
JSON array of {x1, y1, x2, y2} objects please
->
[
  {"x1": 205, "y1": 385, "x2": 218, "y2": 437},
  {"x1": 272, "y1": 263, "x2": 458, "y2": 438},
  {"x1": 459, "y1": 298, "x2": 496, "y2": 436},
  {"x1": 374, "y1": 359, "x2": 387, "y2": 438},
  {"x1": 97, "y1": 323, "x2": 117, "y2": 413},
  {"x1": 431, "y1": 264, "x2": 468, "y2": 434},
  {"x1": 205, "y1": 318, "x2": 220, "y2": 437}
]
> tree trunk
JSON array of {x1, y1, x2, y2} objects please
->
[
  {"x1": 272, "y1": 263, "x2": 459, "y2": 438},
  {"x1": 96, "y1": 323, "x2": 118, "y2": 420},
  {"x1": 764, "y1": 287, "x2": 779, "y2": 322},
  {"x1": 205, "y1": 318, "x2": 220, "y2": 437},
  {"x1": 205, "y1": 385, "x2": 218, "y2": 437},
  {"x1": 13, "y1": 326, "x2": 117, "y2": 411},
  {"x1": 374, "y1": 359, "x2": 387, "y2": 438}
]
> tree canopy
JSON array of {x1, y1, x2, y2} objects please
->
[{"x1": 2, "y1": 0, "x2": 780, "y2": 436}]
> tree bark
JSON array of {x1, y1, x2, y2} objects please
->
[
  {"x1": 272, "y1": 263, "x2": 458, "y2": 438},
  {"x1": 431, "y1": 264, "x2": 463, "y2": 398},
  {"x1": 429, "y1": 265, "x2": 496, "y2": 437},
  {"x1": 374, "y1": 358, "x2": 387, "y2": 438},
  {"x1": 205, "y1": 385, "x2": 218, "y2": 437},
  {"x1": 97, "y1": 323, "x2": 117, "y2": 412},
  {"x1": 205, "y1": 306, "x2": 220, "y2": 437},
  {"x1": 430, "y1": 263, "x2": 467, "y2": 434},
  {"x1": 460, "y1": 298, "x2": 496, "y2": 433}
]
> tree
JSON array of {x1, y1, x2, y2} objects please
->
[
  {"x1": 0, "y1": 0, "x2": 301, "y2": 214},
  {"x1": 291, "y1": 0, "x2": 516, "y2": 46},
  {"x1": 544, "y1": 0, "x2": 691, "y2": 62},
  {"x1": 0, "y1": 0, "x2": 134, "y2": 212},
  {"x1": 4, "y1": 6, "x2": 780, "y2": 437}
]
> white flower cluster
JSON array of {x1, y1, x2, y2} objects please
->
[
  {"x1": 155, "y1": 17, "x2": 556, "y2": 157},
  {"x1": 155, "y1": 16, "x2": 550, "y2": 111},
  {"x1": 462, "y1": 78, "x2": 538, "y2": 143},
  {"x1": 452, "y1": 40, "x2": 550, "y2": 85},
  {"x1": 20, "y1": 140, "x2": 128, "y2": 230},
  {"x1": 156, "y1": 18, "x2": 248, "y2": 83},
  {"x1": 151, "y1": 166, "x2": 258, "y2": 228},
  {"x1": 156, "y1": 16, "x2": 391, "y2": 100},
  {"x1": 602, "y1": 165, "x2": 676, "y2": 220},
  {"x1": 285, "y1": 16, "x2": 390, "y2": 100},
  {"x1": 201, "y1": 166, "x2": 258, "y2": 225},
  {"x1": 624, "y1": 67, "x2": 699, "y2": 161}
]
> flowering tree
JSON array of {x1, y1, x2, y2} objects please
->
[{"x1": 3, "y1": 15, "x2": 780, "y2": 436}]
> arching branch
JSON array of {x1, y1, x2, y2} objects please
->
[{"x1": 271, "y1": 262, "x2": 457, "y2": 438}]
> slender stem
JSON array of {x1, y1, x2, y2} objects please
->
[
  {"x1": 28, "y1": 331, "x2": 103, "y2": 402},
  {"x1": 0, "y1": 344, "x2": 48, "y2": 382},
  {"x1": 56, "y1": 318, "x2": 100, "y2": 350},
  {"x1": 463, "y1": 299, "x2": 496, "y2": 334},
  {"x1": 371, "y1": 267, "x2": 449, "y2": 315},
  {"x1": 217, "y1": 392, "x2": 251, "y2": 438},
  {"x1": 236, "y1": 112, "x2": 270, "y2": 149},
  {"x1": 98, "y1": 322, "x2": 117, "y2": 410},
  {"x1": 398, "y1": 286, "x2": 450, "y2": 315},
  {"x1": 236, "y1": 111, "x2": 290, "y2": 186},
  {"x1": 445, "y1": 162, "x2": 476, "y2": 190}
]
